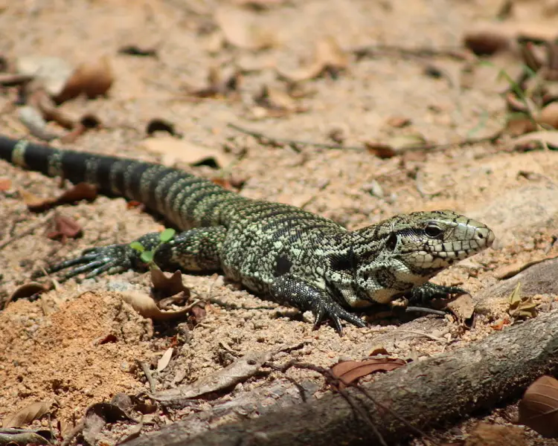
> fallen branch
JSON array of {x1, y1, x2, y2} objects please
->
[{"x1": 127, "y1": 309, "x2": 558, "y2": 446}]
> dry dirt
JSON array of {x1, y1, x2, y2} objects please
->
[{"x1": 1, "y1": 0, "x2": 558, "y2": 445}]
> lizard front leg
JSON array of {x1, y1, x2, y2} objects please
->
[
  {"x1": 270, "y1": 275, "x2": 366, "y2": 334},
  {"x1": 41, "y1": 226, "x2": 227, "y2": 280}
]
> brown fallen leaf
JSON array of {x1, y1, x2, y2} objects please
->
[
  {"x1": 278, "y1": 37, "x2": 349, "y2": 82},
  {"x1": 141, "y1": 136, "x2": 232, "y2": 169},
  {"x1": 157, "y1": 348, "x2": 174, "y2": 373},
  {"x1": 446, "y1": 294, "x2": 476, "y2": 322},
  {"x1": 330, "y1": 358, "x2": 406, "y2": 389},
  {"x1": 508, "y1": 282, "x2": 537, "y2": 319},
  {"x1": 252, "y1": 85, "x2": 307, "y2": 118},
  {"x1": 150, "y1": 351, "x2": 272, "y2": 402},
  {"x1": 365, "y1": 133, "x2": 427, "y2": 158},
  {"x1": 121, "y1": 291, "x2": 192, "y2": 321},
  {"x1": 214, "y1": 7, "x2": 276, "y2": 50},
  {"x1": 15, "y1": 55, "x2": 74, "y2": 97},
  {"x1": 465, "y1": 422, "x2": 526, "y2": 446},
  {"x1": 55, "y1": 56, "x2": 114, "y2": 103},
  {"x1": 30, "y1": 89, "x2": 75, "y2": 130},
  {"x1": 463, "y1": 30, "x2": 511, "y2": 55},
  {"x1": 150, "y1": 269, "x2": 189, "y2": 298},
  {"x1": 518, "y1": 375, "x2": 558, "y2": 438},
  {"x1": 386, "y1": 116, "x2": 411, "y2": 128},
  {"x1": 490, "y1": 317, "x2": 510, "y2": 331},
  {"x1": 24, "y1": 182, "x2": 97, "y2": 212},
  {"x1": 7, "y1": 282, "x2": 49, "y2": 305},
  {"x1": 46, "y1": 213, "x2": 83, "y2": 241},
  {"x1": 0, "y1": 177, "x2": 12, "y2": 191},
  {"x1": 186, "y1": 66, "x2": 241, "y2": 99},
  {"x1": 190, "y1": 304, "x2": 207, "y2": 325},
  {"x1": 82, "y1": 402, "x2": 136, "y2": 446},
  {"x1": 3, "y1": 400, "x2": 54, "y2": 428}
]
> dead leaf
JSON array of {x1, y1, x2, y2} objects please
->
[
  {"x1": 465, "y1": 422, "x2": 526, "y2": 446},
  {"x1": 8, "y1": 282, "x2": 49, "y2": 304},
  {"x1": 446, "y1": 294, "x2": 476, "y2": 322},
  {"x1": 190, "y1": 304, "x2": 207, "y2": 325},
  {"x1": 252, "y1": 85, "x2": 307, "y2": 118},
  {"x1": 490, "y1": 317, "x2": 510, "y2": 331},
  {"x1": 82, "y1": 402, "x2": 136, "y2": 446},
  {"x1": 121, "y1": 291, "x2": 192, "y2": 320},
  {"x1": 119, "y1": 45, "x2": 157, "y2": 57},
  {"x1": 150, "y1": 351, "x2": 272, "y2": 402},
  {"x1": 519, "y1": 375, "x2": 558, "y2": 438},
  {"x1": 187, "y1": 66, "x2": 241, "y2": 99},
  {"x1": 157, "y1": 348, "x2": 174, "y2": 373},
  {"x1": 141, "y1": 136, "x2": 232, "y2": 169},
  {"x1": 508, "y1": 282, "x2": 538, "y2": 319},
  {"x1": 463, "y1": 30, "x2": 510, "y2": 55},
  {"x1": 24, "y1": 182, "x2": 97, "y2": 212},
  {"x1": 365, "y1": 134, "x2": 427, "y2": 158},
  {"x1": 55, "y1": 56, "x2": 114, "y2": 103},
  {"x1": 215, "y1": 7, "x2": 276, "y2": 50},
  {"x1": 146, "y1": 118, "x2": 177, "y2": 136},
  {"x1": 364, "y1": 142, "x2": 397, "y2": 159},
  {"x1": 30, "y1": 89, "x2": 75, "y2": 130},
  {"x1": 331, "y1": 358, "x2": 406, "y2": 389},
  {"x1": 150, "y1": 269, "x2": 189, "y2": 297},
  {"x1": 278, "y1": 37, "x2": 349, "y2": 82},
  {"x1": 3, "y1": 400, "x2": 54, "y2": 428},
  {"x1": 538, "y1": 103, "x2": 558, "y2": 129},
  {"x1": 0, "y1": 429, "x2": 51, "y2": 445},
  {"x1": 367, "y1": 345, "x2": 389, "y2": 356},
  {"x1": 16, "y1": 55, "x2": 74, "y2": 97},
  {"x1": 18, "y1": 105, "x2": 59, "y2": 141},
  {"x1": 0, "y1": 177, "x2": 11, "y2": 191},
  {"x1": 386, "y1": 116, "x2": 411, "y2": 128},
  {"x1": 46, "y1": 213, "x2": 83, "y2": 241}
]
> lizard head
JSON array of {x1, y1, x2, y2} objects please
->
[{"x1": 352, "y1": 210, "x2": 495, "y2": 305}]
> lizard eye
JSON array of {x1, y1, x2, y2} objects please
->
[{"x1": 425, "y1": 223, "x2": 443, "y2": 238}]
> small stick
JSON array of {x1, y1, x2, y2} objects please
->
[
  {"x1": 405, "y1": 306, "x2": 447, "y2": 316},
  {"x1": 0, "y1": 211, "x2": 54, "y2": 251},
  {"x1": 137, "y1": 360, "x2": 157, "y2": 393},
  {"x1": 228, "y1": 123, "x2": 502, "y2": 154}
]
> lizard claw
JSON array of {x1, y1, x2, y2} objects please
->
[
  {"x1": 406, "y1": 282, "x2": 467, "y2": 305},
  {"x1": 34, "y1": 244, "x2": 136, "y2": 282},
  {"x1": 312, "y1": 299, "x2": 367, "y2": 334}
]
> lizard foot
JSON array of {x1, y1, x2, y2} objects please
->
[{"x1": 34, "y1": 244, "x2": 136, "y2": 282}]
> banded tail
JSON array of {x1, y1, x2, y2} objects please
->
[{"x1": 0, "y1": 135, "x2": 240, "y2": 229}]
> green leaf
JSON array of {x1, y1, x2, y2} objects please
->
[
  {"x1": 141, "y1": 251, "x2": 154, "y2": 264},
  {"x1": 130, "y1": 241, "x2": 145, "y2": 253},
  {"x1": 159, "y1": 228, "x2": 176, "y2": 243}
]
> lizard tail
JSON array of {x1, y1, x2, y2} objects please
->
[{"x1": 0, "y1": 135, "x2": 237, "y2": 228}]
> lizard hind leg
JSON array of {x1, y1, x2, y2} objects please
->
[{"x1": 153, "y1": 226, "x2": 227, "y2": 272}]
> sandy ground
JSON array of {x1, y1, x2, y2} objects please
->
[{"x1": 1, "y1": 0, "x2": 558, "y2": 444}]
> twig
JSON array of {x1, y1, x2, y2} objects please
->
[
  {"x1": 405, "y1": 306, "x2": 447, "y2": 316},
  {"x1": 137, "y1": 361, "x2": 157, "y2": 393},
  {"x1": 0, "y1": 211, "x2": 54, "y2": 251},
  {"x1": 228, "y1": 123, "x2": 503, "y2": 154},
  {"x1": 61, "y1": 419, "x2": 85, "y2": 446},
  {"x1": 228, "y1": 123, "x2": 365, "y2": 152},
  {"x1": 352, "y1": 44, "x2": 470, "y2": 61},
  {"x1": 396, "y1": 330, "x2": 447, "y2": 343}
]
